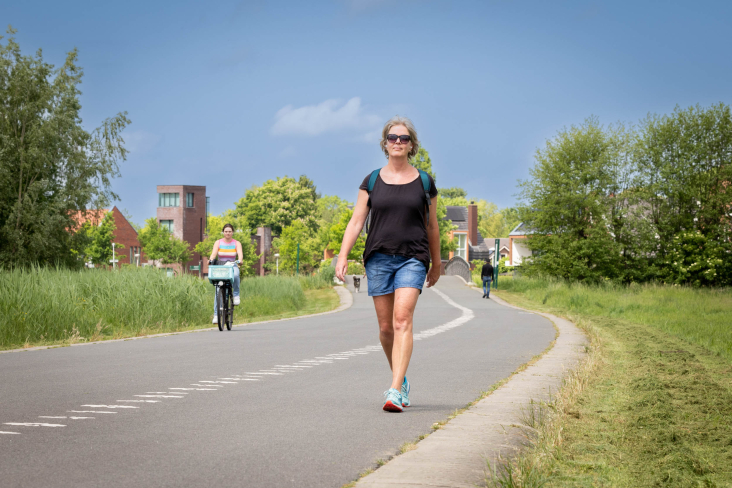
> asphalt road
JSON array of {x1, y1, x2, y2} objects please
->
[{"x1": 0, "y1": 276, "x2": 555, "y2": 488}]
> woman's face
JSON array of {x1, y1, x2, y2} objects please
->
[
  {"x1": 386, "y1": 125, "x2": 412, "y2": 159},
  {"x1": 223, "y1": 228, "x2": 233, "y2": 239}
]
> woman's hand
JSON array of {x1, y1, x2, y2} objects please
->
[
  {"x1": 425, "y1": 264, "x2": 441, "y2": 288},
  {"x1": 335, "y1": 256, "x2": 349, "y2": 282}
]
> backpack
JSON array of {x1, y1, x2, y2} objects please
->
[{"x1": 365, "y1": 168, "x2": 431, "y2": 234}]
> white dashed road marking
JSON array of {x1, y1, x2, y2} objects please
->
[
  {"x1": 4, "y1": 423, "x2": 65, "y2": 427},
  {"x1": 81, "y1": 405, "x2": 139, "y2": 409},
  {"x1": 39, "y1": 416, "x2": 94, "y2": 420},
  {"x1": 69, "y1": 410, "x2": 117, "y2": 414},
  {"x1": 134, "y1": 395, "x2": 184, "y2": 398},
  {"x1": 0, "y1": 431, "x2": 21, "y2": 435}
]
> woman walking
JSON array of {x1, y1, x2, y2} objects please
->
[{"x1": 336, "y1": 116, "x2": 440, "y2": 412}]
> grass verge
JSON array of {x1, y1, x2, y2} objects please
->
[
  {"x1": 0, "y1": 266, "x2": 341, "y2": 351},
  {"x1": 486, "y1": 279, "x2": 732, "y2": 487}
]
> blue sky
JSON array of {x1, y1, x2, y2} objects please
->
[{"x1": 5, "y1": 0, "x2": 732, "y2": 225}]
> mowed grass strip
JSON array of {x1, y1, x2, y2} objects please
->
[
  {"x1": 0, "y1": 266, "x2": 339, "y2": 350},
  {"x1": 490, "y1": 278, "x2": 732, "y2": 487}
]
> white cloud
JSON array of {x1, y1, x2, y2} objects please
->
[
  {"x1": 271, "y1": 97, "x2": 380, "y2": 138},
  {"x1": 123, "y1": 131, "x2": 162, "y2": 155}
]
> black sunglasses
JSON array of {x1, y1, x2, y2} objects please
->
[{"x1": 386, "y1": 134, "x2": 411, "y2": 144}]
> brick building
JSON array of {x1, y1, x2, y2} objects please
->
[
  {"x1": 156, "y1": 185, "x2": 208, "y2": 275},
  {"x1": 444, "y1": 203, "x2": 492, "y2": 265},
  {"x1": 71, "y1": 206, "x2": 145, "y2": 266}
]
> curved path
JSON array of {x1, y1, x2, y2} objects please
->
[{"x1": 0, "y1": 277, "x2": 555, "y2": 488}]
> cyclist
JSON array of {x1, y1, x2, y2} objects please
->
[{"x1": 209, "y1": 223, "x2": 243, "y2": 324}]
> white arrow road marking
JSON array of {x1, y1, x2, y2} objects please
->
[
  {"x1": 0, "y1": 431, "x2": 21, "y2": 434},
  {"x1": 134, "y1": 395, "x2": 184, "y2": 398},
  {"x1": 118, "y1": 400, "x2": 161, "y2": 403},
  {"x1": 4, "y1": 423, "x2": 65, "y2": 427},
  {"x1": 81, "y1": 405, "x2": 139, "y2": 409},
  {"x1": 69, "y1": 410, "x2": 117, "y2": 414}
]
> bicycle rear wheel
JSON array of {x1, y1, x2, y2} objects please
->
[
  {"x1": 226, "y1": 285, "x2": 233, "y2": 330},
  {"x1": 217, "y1": 286, "x2": 225, "y2": 332}
]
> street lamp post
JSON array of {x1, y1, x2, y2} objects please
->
[
  {"x1": 275, "y1": 253, "x2": 280, "y2": 275},
  {"x1": 109, "y1": 243, "x2": 119, "y2": 269}
]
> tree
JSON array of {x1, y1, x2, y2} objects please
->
[
  {"x1": 316, "y1": 195, "x2": 351, "y2": 227},
  {"x1": 138, "y1": 218, "x2": 192, "y2": 267},
  {"x1": 325, "y1": 209, "x2": 365, "y2": 260},
  {"x1": 636, "y1": 104, "x2": 732, "y2": 265},
  {"x1": 233, "y1": 176, "x2": 318, "y2": 235},
  {"x1": 193, "y1": 213, "x2": 258, "y2": 276},
  {"x1": 411, "y1": 147, "x2": 435, "y2": 181},
  {"x1": 518, "y1": 117, "x2": 633, "y2": 282},
  {"x1": 439, "y1": 187, "x2": 468, "y2": 199},
  {"x1": 271, "y1": 220, "x2": 320, "y2": 274},
  {"x1": 0, "y1": 27, "x2": 129, "y2": 267},
  {"x1": 84, "y1": 211, "x2": 121, "y2": 266}
]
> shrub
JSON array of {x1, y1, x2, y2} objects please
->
[{"x1": 347, "y1": 262, "x2": 365, "y2": 275}]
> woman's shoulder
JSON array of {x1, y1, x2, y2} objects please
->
[{"x1": 359, "y1": 169, "x2": 382, "y2": 190}]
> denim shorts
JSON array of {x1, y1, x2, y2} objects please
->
[{"x1": 365, "y1": 252, "x2": 428, "y2": 297}]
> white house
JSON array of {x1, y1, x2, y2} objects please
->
[{"x1": 508, "y1": 222, "x2": 533, "y2": 266}]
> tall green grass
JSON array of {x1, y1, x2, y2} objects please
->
[
  {"x1": 497, "y1": 277, "x2": 732, "y2": 360},
  {"x1": 0, "y1": 266, "x2": 333, "y2": 350}
]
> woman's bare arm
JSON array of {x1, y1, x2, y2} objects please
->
[
  {"x1": 425, "y1": 195, "x2": 441, "y2": 287},
  {"x1": 209, "y1": 240, "x2": 219, "y2": 262},
  {"x1": 335, "y1": 189, "x2": 370, "y2": 281}
]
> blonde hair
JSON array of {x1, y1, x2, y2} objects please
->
[{"x1": 380, "y1": 116, "x2": 420, "y2": 160}]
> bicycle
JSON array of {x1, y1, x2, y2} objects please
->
[{"x1": 208, "y1": 259, "x2": 240, "y2": 331}]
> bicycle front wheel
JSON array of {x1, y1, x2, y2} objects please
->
[
  {"x1": 217, "y1": 286, "x2": 225, "y2": 332},
  {"x1": 226, "y1": 286, "x2": 233, "y2": 330}
]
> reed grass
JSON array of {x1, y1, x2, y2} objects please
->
[
  {"x1": 0, "y1": 266, "x2": 334, "y2": 350},
  {"x1": 497, "y1": 276, "x2": 732, "y2": 361}
]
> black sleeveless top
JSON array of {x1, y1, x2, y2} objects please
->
[{"x1": 359, "y1": 172, "x2": 438, "y2": 270}]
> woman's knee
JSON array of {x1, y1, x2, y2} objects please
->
[{"x1": 393, "y1": 313, "x2": 413, "y2": 332}]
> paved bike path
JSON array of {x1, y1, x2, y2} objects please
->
[{"x1": 0, "y1": 277, "x2": 555, "y2": 488}]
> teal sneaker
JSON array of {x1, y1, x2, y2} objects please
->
[
  {"x1": 401, "y1": 376, "x2": 411, "y2": 408},
  {"x1": 383, "y1": 388, "x2": 403, "y2": 412}
]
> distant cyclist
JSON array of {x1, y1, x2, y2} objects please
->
[
  {"x1": 209, "y1": 223, "x2": 243, "y2": 323},
  {"x1": 336, "y1": 116, "x2": 440, "y2": 413}
]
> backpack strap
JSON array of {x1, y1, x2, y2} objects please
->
[
  {"x1": 418, "y1": 169, "x2": 431, "y2": 225},
  {"x1": 365, "y1": 169, "x2": 381, "y2": 234}
]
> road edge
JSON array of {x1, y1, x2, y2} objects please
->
[
  {"x1": 354, "y1": 285, "x2": 587, "y2": 488},
  {"x1": 0, "y1": 286, "x2": 353, "y2": 355}
]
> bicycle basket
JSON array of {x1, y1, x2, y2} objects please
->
[{"x1": 208, "y1": 265, "x2": 235, "y2": 283}]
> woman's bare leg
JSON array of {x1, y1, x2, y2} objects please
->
[
  {"x1": 390, "y1": 288, "x2": 420, "y2": 390},
  {"x1": 373, "y1": 293, "x2": 395, "y2": 370},
  {"x1": 372, "y1": 288, "x2": 420, "y2": 390}
]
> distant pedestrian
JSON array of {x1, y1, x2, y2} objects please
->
[
  {"x1": 336, "y1": 116, "x2": 440, "y2": 413},
  {"x1": 481, "y1": 260, "x2": 494, "y2": 298}
]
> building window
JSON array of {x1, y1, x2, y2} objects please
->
[
  {"x1": 455, "y1": 233, "x2": 467, "y2": 260},
  {"x1": 187, "y1": 193, "x2": 194, "y2": 207},
  {"x1": 160, "y1": 220, "x2": 174, "y2": 233},
  {"x1": 158, "y1": 193, "x2": 179, "y2": 207}
]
